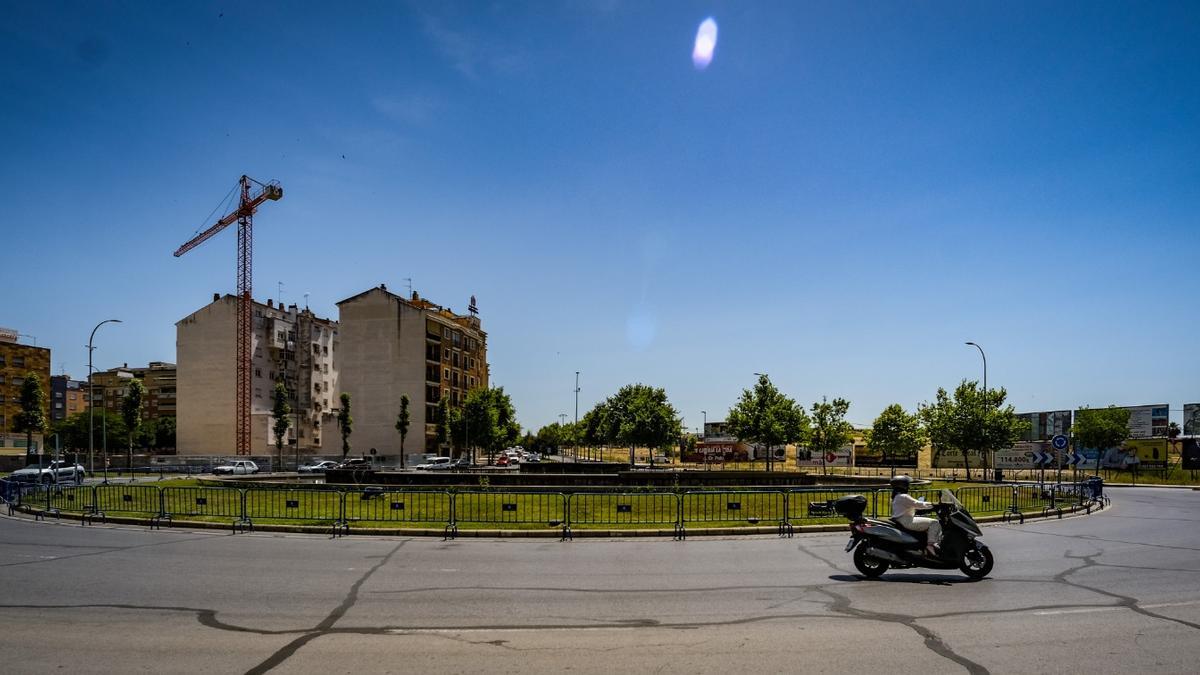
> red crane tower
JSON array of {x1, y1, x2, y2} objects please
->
[{"x1": 175, "y1": 175, "x2": 283, "y2": 455}]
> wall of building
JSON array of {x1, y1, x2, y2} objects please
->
[
  {"x1": 336, "y1": 287, "x2": 428, "y2": 457},
  {"x1": 0, "y1": 339, "x2": 51, "y2": 453},
  {"x1": 177, "y1": 296, "x2": 238, "y2": 456}
]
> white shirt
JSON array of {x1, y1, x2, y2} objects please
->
[{"x1": 891, "y1": 493, "x2": 930, "y2": 522}]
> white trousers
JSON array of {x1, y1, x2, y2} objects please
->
[{"x1": 897, "y1": 516, "x2": 941, "y2": 548}]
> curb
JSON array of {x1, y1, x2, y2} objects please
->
[{"x1": 6, "y1": 500, "x2": 1100, "y2": 539}]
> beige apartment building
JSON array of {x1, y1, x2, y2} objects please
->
[
  {"x1": 337, "y1": 285, "x2": 488, "y2": 458},
  {"x1": 90, "y1": 362, "x2": 178, "y2": 420},
  {"x1": 0, "y1": 328, "x2": 51, "y2": 454},
  {"x1": 176, "y1": 294, "x2": 339, "y2": 456}
]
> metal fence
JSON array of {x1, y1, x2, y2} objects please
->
[{"x1": 1, "y1": 478, "x2": 1102, "y2": 538}]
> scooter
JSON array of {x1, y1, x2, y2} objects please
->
[{"x1": 834, "y1": 489, "x2": 994, "y2": 580}]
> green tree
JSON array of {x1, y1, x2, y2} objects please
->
[
  {"x1": 919, "y1": 381, "x2": 1027, "y2": 480},
  {"x1": 809, "y1": 396, "x2": 854, "y2": 475},
  {"x1": 337, "y1": 392, "x2": 353, "y2": 459},
  {"x1": 434, "y1": 396, "x2": 451, "y2": 453},
  {"x1": 14, "y1": 373, "x2": 48, "y2": 458},
  {"x1": 867, "y1": 404, "x2": 927, "y2": 476},
  {"x1": 153, "y1": 416, "x2": 176, "y2": 451},
  {"x1": 726, "y1": 374, "x2": 810, "y2": 471},
  {"x1": 122, "y1": 379, "x2": 146, "y2": 469},
  {"x1": 1073, "y1": 406, "x2": 1131, "y2": 473},
  {"x1": 595, "y1": 384, "x2": 681, "y2": 466},
  {"x1": 395, "y1": 394, "x2": 411, "y2": 468},
  {"x1": 272, "y1": 381, "x2": 291, "y2": 470},
  {"x1": 451, "y1": 387, "x2": 520, "y2": 464}
]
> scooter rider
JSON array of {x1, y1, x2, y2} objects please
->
[{"x1": 890, "y1": 475, "x2": 940, "y2": 556}]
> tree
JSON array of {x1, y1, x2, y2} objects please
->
[
  {"x1": 726, "y1": 374, "x2": 810, "y2": 471},
  {"x1": 14, "y1": 373, "x2": 48, "y2": 459},
  {"x1": 1074, "y1": 406, "x2": 1131, "y2": 474},
  {"x1": 337, "y1": 392, "x2": 353, "y2": 459},
  {"x1": 595, "y1": 384, "x2": 681, "y2": 466},
  {"x1": 153, "y1": 416, "x2": 176, "y2": 451},
  {"x1": 395, "y1": 394, "x2": 411, "y2": 468},
  {"x1": 809, "y1": 397, "x2": 854, "y2": 476},
  {"x1": 451, "y1": 387, "x2": 520, "y2": 464},
  {"x1": 867, "y1": 404, "x2": 927, "y2": 476},
  {"x1": 272, "y1": 381, "x2": 291, "y2": 470},
  {"x1": 434, "y1": 396, "x2": 451, "y2": 452},
  {"x1": 122, "y1": 379, "x2": 146, "y2": 469},
  {"x1": 919, "y1": 380, "x2": 1027, "y2": 480}
]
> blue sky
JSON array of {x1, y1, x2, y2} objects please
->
[{"x1": 3, "y1": 1, "x2": 1197, "y2": 431}]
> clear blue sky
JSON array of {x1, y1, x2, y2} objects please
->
[{"x1": 3, "y1": 1, "x2": 1197, "y2": 431}]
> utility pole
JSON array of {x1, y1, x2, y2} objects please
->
[
  {"x1": 574, "y1": 371, "x2": 580, "y2": 462},
  {"x1": 87, "y1": 319, "x2": 121, "y2": 476},
  {"x1": 965, "y1": 342, "x2": 988, "y2": 480}
]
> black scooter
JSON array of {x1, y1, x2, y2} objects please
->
[{"x1": 834, "y1": 489, "x2": 994, "y2": 580}]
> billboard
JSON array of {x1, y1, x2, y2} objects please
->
[
  {"x1": 1075, "y1": 404, "x2": 1169, "y2": 439},
  {"x1": 797, "y1": 444, "x2": 853, "y2": 467},
  {"x1": 1185, "y1": 403, "x2": 1200, "y2": 436},
  {"x1": 1182, "y1": 439, "x2": 1200, "y2": 470},
  {"x1": 1016, "y1": 411, "x2": 1072, "y2": 442},
  {"x1": 1078, "y1": 438, "x2": 1169, "y2": 469},
  {"x1": 930, "y1": 447, "x2": 985, "y2": 469},
  {"x1": 684, "y1": 440, "x2": 749, "y2": 463},
  {"x1": 996, "y1": 441, "x2": 1052, "y2": 470}
]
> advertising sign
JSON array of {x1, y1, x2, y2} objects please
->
[
  {"x1": 1016, "y1": 411, "x2": 1073, "y2": 442},
  {"x1": 1075, "y1": 404, "x2": 1168, "y2": 440},
  {"x1": 1078, "y1": 438, "x2": 1169, "y2": 469},
  {"x1": 1185, "y1": 403, "x2": 1200, "y2": 436},
  {"x1": 797, "y1": 444, "x2": 852, "y2": 467},
  {"x1": 930, "y1": 447, "x2": 984, "y2": 469},
  {"x1": 996, "y1": 442, "x2": 1051, "y2": 469},
  {"x1": 1182, "y1": 439, "x2": 1200, "y2": 471},
  {"x1": 1125, "y1": 405, "x2": 1169, "y2": 439},
  {"x1": 685, "y1": 441, "x2": 749, "y2": 463}
]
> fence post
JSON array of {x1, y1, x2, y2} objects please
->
[
  {"x1": 240, "y1": 489, "x2": 247, "y2": 522},
  {"x1": 158, "y1": 486, "x2": 166, "y2": 518}
]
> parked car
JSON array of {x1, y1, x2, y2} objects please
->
[
  {"x1": 297, "y1": 460, "x2": 337, "y2": 474},
  {"x1": 9, "y1": 460, "x2": 86, "y2": 484},
  {"x1": 494, "y1": 455, "x2": 510, "y2": 467},
  {"x1": 452, "y1": 457, "x2": 472, "y2": 469},
  {"x1": 212, "y1": 460, "x2": 259, "y2": 475},
  {"x1": 336, "y1": 458, "x2": 372, "y2": 469},
  {"x1": 416, "y1": 456, "x2": 452, "y2": 470}
]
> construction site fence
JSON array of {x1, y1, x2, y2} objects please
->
[{"x1": 3, "y1": 479, "x2": 1103, "y2": 535}]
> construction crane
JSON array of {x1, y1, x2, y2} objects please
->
[{"x1": 175, "y1": 175, "x2": 283, "y2": 455}]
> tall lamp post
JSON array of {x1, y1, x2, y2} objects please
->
[
  {"x1": 88, "y1": 319, "x2": 121, "y2": 476},
  {"x1": 965, "y1": 341, "x2": 988, "y2": 479},
  {"x1": 573, "y1": 371, "x2": 580, "y2": 462},
  {"x1": 753, "y1": 373, "x2": 769, "y2": 471}
]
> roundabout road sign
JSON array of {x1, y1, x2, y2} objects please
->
[{"x1": 1052, "y1": 434, "x2": 1069, "y2": 451}]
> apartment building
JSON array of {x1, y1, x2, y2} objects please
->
[
  {"x1": 0, "y1": 328, "x2": 51, "y2": 453},
  {"x1": 176, "y1": 293, "x2": 339, "y2": 456},
  {"x1": 48, "y1": 375, "x2": 88, "y2": 422},
  {"x1": 90, "y1": 362, "x2": 178, "y2": 420},
  {"x1": 337, "y1": 285, "x2": 488, "y2": 457}
]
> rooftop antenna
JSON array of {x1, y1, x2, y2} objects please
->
[
  {"x1": 277, "y1": 281, "x2": 285, "y2": 306},
  {"x1": 303, "y1": 292, "x2": 309, "y2": 310},
  {"x1": 19, "y1": 333, "x2": 37, "y2": 346},
  {"x1": 403, "y1": 277, "x2": 413, "y2": 296}
]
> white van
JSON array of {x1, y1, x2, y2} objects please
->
[{"x1": 416, "y1": 456, "x2": 452, "y2": 470}]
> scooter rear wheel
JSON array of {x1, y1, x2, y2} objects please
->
[
  {"x1": 853, "y1": 545, "x2": 889, "y2": 579},
  {"x1": 959, "y1": 545, "x2": 994, "y2": 580}
]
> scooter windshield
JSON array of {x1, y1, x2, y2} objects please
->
[{"x1": 939, "y1": 488, "x2": 963, "y2": 508}]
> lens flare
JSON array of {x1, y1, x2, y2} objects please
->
[{"x1": 692, "y1": 17, "x2": 718, "y2": 70}]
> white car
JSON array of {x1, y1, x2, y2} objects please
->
[
  {"x1": 297, "y1": 460, "x2": 337, "y2": 474},
  {"x1": 9, "y1": 460, "x2": 86, "y2": 484},
  {"x1": 212, "y1": 460, "x2": 259, "y2": 475},
  {"x1": 415, "y1": 456, "x2": 452, "y2": 470}
]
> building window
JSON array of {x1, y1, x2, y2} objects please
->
[
  {"x1": 12, "y1": 377, "x2": 23, "y2": 386},
  {"x1": 444, "y1": 369, "x2": 450, "y2": 380},
  {"x1": 55, "y1": 402, "x2": 63, "y2": 409},
  {"x1": 443, "y1": 327, "x2": 451, "y2": 338},
  {"x1": 255, "y1": 389, "x2": 262, "y2": 399},
  {"x1": 0, "y1": 355, "x2": 5, "y2": 366},
  {"x1": 0, "y1": 375, "x2": 5, "y2": 384},
  {"x1": 0, "y1": 395, "x2": 5, "y2": 404},
  {"x1": 452, "y1": 353, "x2": 459, "y2": 367},
  {"x1": 254, "y1": 368, "x2": 262, "y2": 378}
]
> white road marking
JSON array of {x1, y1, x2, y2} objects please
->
[{"x1": 390, "y1": 627, "x2": 640, "y2": 635}]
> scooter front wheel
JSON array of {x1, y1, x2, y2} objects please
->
[
  {"x1": 959, "y1": 545, "x2": 994, "y2": 580},
  {"x1": 853, "y1": 544, "x2": 889, "y2": 579}
]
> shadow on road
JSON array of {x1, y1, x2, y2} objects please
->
[{"x1": 829, "y1": 573, "x2": 985, "y2": 586}]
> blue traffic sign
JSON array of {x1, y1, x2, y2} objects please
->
[{"x1": 1052, "y1": 434, "x2": 1069, "y2": 451}]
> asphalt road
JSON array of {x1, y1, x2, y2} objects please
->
[{"x1": 1, "y1": 487, "x2": 1198, "y2": 674}]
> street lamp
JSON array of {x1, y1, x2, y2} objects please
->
[
  {"x1": 88, "y1": 319, "x2": 121, "y2": 476},
  {"x1": 965, "y1": 342, "x2": 988, "y2": 479},
  {"x1": 574, "y1": 371, "x2": 580, "y2": 462},
  {"x1": 701, "y1": 410, "x2": 707, "y2": 438},
  {"x1": 753, "y1": 373, "x2": 769, "y2": 471}
]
